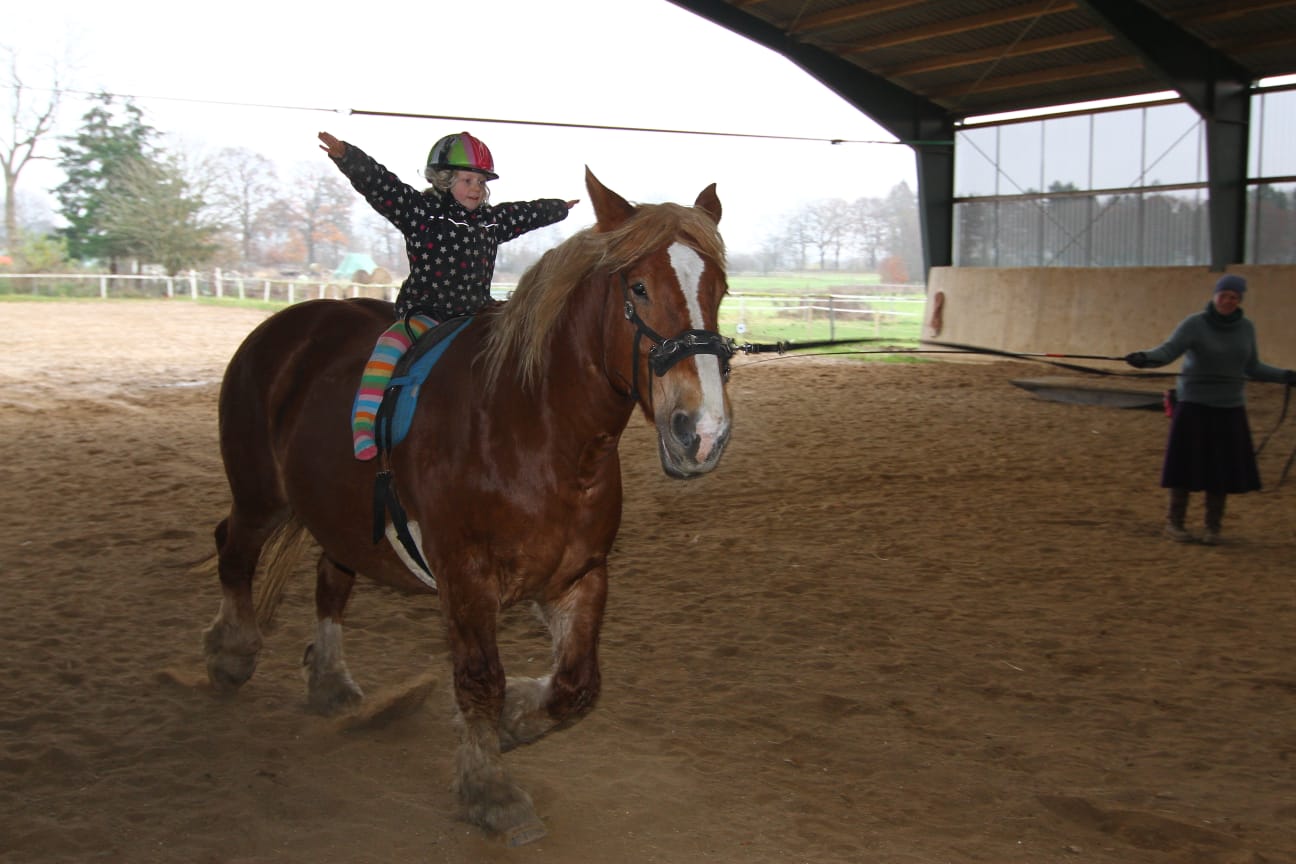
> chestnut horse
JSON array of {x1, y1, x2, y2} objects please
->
[{"x1": 202, "y1": 169, "x2": 733, "y2": 845}]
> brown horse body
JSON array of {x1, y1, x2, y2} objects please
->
[{"x1": 203, "y1": 170, "x2": 733, "y2": 844}]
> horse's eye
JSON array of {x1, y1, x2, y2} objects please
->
[{"x1": 631, "y1": 281, "x2": 648, "y2": 298}]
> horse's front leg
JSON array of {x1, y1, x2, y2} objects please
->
[
  {"x1": 443, "y1": 580, "x2": 547, "y2": 846},
  {"x1": 499, "y1": 562, "x2": 608, "y2": 751},
  {"x1": 302, "y1": 553, "x2": 364, "y2": 714}
]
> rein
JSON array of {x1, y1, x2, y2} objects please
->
[
  {"x1": 620, "y1": 274, "x2": 734, "y2": 403},
  {"x1": 735, "y1": 334, "x2": 1296, "y2": 488},
  {"x1": 1256, "y1": 382, "x2": 1295, "y2": 488}
]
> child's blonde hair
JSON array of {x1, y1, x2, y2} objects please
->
[{"x1": 424, "y1": 168, "x2": 492, "y2": 204}]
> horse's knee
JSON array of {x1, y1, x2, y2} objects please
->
[{"x1": 453, "y1": 655, "x2": 507, "y2": 717}]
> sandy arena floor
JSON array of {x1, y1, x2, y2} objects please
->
[{"x1": 1, "y1": 300, "x2": 1293, "y2": 864}]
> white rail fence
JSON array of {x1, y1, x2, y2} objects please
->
[
  {"x1": 724, "y1": 291, "x2": 927, "y2": 340},
  {"x1": 0, "y1": 272, "x2": 927, "y2": 337},
  {"x1": 0, "y1": 270, "x2": 403, "y2": 304}
]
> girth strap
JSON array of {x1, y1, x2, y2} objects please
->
[{"x1": 372, "y1": 469, "x2": 435, "y2": 580}]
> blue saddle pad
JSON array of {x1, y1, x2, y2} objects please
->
[{"x1": 377, "y1": 317, "x2": 472, "y2": 450}]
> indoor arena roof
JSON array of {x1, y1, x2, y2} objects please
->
[{"x1": 665, "y1": 0, "x2": 1296, "y2": 123}]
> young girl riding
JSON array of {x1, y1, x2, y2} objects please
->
[{"x1": 319, "y1": 129, "x2": 577, "y2": 460}]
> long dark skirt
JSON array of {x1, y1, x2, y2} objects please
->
[{"x1": 1160, "y1": 401, "x2": 1261, "y2": 493}]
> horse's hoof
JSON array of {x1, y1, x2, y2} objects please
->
[
  {"x1": 504, "y1": 820, "x2": 548, "y2": 847},
  {"x1": 202, "y1": 623, "x2": 260, "y2": 692},
  {"x1": 204, "y1": 652, "x2": 257, "y2": 694}
]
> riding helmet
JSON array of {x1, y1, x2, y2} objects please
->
[{"x1": 426, "y1": 132, "x2": 498, "y2": 180}]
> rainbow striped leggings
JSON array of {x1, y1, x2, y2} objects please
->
[{"x1": 351, "y1": 314, "x2": 437, "y2": 460}]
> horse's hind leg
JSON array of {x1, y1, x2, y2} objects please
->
[
  {"x1": 301, "y1": 553, "x2": 364, "y2": 714},
  {"x1": 499, "y1": 563, "x2": 608, "y2": 751},
  {"x1": 203, "y1": 509, "x2": 278, "y2": 692}
]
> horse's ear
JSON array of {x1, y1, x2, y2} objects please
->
[
  {"x1": 586, "y1": 167, "x2": 637, "y2": 232},
  {"x1": 694, "y1": 183, "x2": 722, "y2": 225}
]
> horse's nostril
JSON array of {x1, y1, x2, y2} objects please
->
[{"x1": 671, "y1": 411, "x2": 698, "y2": 449}]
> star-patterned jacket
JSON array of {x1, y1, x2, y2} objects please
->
[{"x1": 331, "y1": 143, "x2": 570, "y2": 320}]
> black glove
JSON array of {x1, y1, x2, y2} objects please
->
[{"x1": 1124, "y1": 351, "x2": 1149, "y2": 369}]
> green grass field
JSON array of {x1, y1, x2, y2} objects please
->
[
  {"x1": 721, "y1": 273, "x2": 927, "y2": 356},
  {"x1": 1, "y1": 271, "x2": 929, "y2": 359}
]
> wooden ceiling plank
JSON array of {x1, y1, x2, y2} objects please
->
[
  {"x1": 790, "y1": 0, "x2": 928, "y2": 34},
  {"x1": 842, "y1": 0, "x2": 1079, "y2": 53},
  {"x1": 1176, "y1": 0, "x2": 1296, "y2": 25},
  {"x1": 882, "y1": 28, "x2": 1113, "y2": 76},
  {"x1": 929, "y1": 56, "x2": 1143, "y2": 98}
]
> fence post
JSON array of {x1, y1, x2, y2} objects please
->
[
  {"x1": 100, "y1": 275, "x2": 108, "y2": 298},
  {"x1": 214, "y1": 267, "x2": 223, "y2": 299},
  {"x1": 263, "y1": 280, "x2": 271, "y2": 302},
  {"x1": 288, "y1": 283, "x2": 295, "y2": 305},
  {"x1": 166, "y1": 277, "x2": 174, "y2": 298},
  {"x1": 189, "y1": 271, "x2": 198, "y2": 299},
  {"x1": 828, "y1": 295, "x2": 835, "y2": 343},
  {"x1": 238, "y1": 277, "x2": 246, "y2": 301}
]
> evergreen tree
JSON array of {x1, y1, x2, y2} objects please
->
[
  {"x1": 54, "y1": 92, "x2": 155, "y2": 270},
  {"x1": 99, "y1": 154, "x2": 220, "y2": 276}
]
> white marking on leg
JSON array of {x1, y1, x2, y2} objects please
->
[
  {"x1": 312, "y1": 618, "x2": 346, "y2": 672},
  {"x1": 383, "y1": 520, "x2": 438, "y2": 590}
]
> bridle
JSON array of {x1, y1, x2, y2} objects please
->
[{"x1": 619, "y1": 273, "x2": 734, "y2": 404}]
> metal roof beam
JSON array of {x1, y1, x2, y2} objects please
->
[
  {"x1": 664, "y1": 0, "x2": 950, "y2": 145},
  {"x1": 1076, "y1": 0, "x2": 1252, "y2": 267},
  {"x1": 663, "y1": 0, "x2": 954, "y2": 275}
]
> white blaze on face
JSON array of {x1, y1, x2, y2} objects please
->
[{"x1": 668, "y1": 243, "x2": 728, "y2": 461}]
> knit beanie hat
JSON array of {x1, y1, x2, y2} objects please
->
[{"x1": 1214, "y1": 274, "x2": 1247, "y2": 295}]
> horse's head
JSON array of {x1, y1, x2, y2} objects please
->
[{"x1": 587, "y1": 168, "x2": 733, "y2": 479}]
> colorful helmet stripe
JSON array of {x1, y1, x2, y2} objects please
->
[{"x1": 427, "y1": 132, "x2": 497, "y2": 179}]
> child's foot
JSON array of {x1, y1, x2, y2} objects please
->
[{"x1": 354, "y1": 432, "x2": 378, "y2": 461}]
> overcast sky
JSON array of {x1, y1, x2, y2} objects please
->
[{"x1": 7, "y1": 0, "x2": 919, "y2": 253}]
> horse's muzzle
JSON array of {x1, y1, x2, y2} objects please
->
[{"x1": 657, "y1": 407, "x2": 730, "y2": 479}]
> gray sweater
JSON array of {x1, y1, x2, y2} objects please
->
[{"x1": 1139, "y1": 302, "x2": 1287, "y2": 408}]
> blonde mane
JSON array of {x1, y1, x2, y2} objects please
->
[{"x1": 480, "y1": 201, "x2": 725, "y2": 392}]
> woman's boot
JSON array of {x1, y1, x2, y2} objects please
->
[
  {"x1": 1203, "y1": 492, "x2": 1226, "y2": 545},
  {"x1": 1164, "y1": 487, "x2": 1191, "y2": 542}
]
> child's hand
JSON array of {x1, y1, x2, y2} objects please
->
[{"x1": 318, "y1": 131, "x2": 346, "y2": 159}]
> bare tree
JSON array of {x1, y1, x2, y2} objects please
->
[
  {"x1": 202, "y1": 146, "x2": 279, "y2": 268},
  {"x1": 804, "y1": 198, "x2": 851, "y2": 269},
  {"x1": 849, "y1": 196, "x2": 888, "y2": 270},
  {"x1": 280, "y1": 163, "x2": 353, "y2": 269},
  {"x1": 883, "y1": 181, "x2": 923, "y2": 282},
  {"x1": 352, "y1": 206, "x2": 405, "y2": 276},
  {"x1": 782, "y1": 210, "x2": 813, "y2": 270},
  {"x1": 1, "y1": 47, "x2": 62, "y2": 248}
]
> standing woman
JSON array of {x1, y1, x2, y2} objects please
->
[{"x1": 1125, "y1": 274, "x2": 1295, "y2": 544}]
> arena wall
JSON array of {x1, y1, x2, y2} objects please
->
[{"x1": 925, "y1": 265, "x2": 1296, "y2": 370}]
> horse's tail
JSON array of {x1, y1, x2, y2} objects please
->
[{"x1": 254, "y1": 517, "x2": 314, "y2": 630}]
